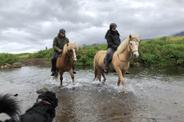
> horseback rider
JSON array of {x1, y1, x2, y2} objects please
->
[
  {"x1": 51, "y1": 29, "x2": 69, "y2": 76},
  {"x1": 104, "y1": 23, "x2": 121, "y2": 73}
]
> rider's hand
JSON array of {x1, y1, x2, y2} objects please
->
[{"x1": 59, "y1": 49, "x2": 62, "y2": 53}]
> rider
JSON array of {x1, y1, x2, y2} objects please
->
[
  {"x1": 51, "y1": 29, "x2": 69, "y2": 76},
  {"x1": 104, "y1": 23, "x2": 121, "y2": 73}
]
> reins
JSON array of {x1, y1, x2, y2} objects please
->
[{"x1": 116, "y1": 48, "x2": 138, "y2": 62}]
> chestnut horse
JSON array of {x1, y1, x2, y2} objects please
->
[
  {"x1": 93, "y1": 35, "x2": 140, "y2": 86},
  {"x1": 56, "y1": 42, "x2": 77, "y2": 86}
]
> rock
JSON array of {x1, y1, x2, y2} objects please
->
[
  {"x1": 12, "y1": 62, "x2": 22, "y2": 68},
  {"x1": 5, "y1": 64, "x2": 12, "y2": 68},
  {"x1": 36, "y1": 87, "x2": 49, "y2": 94},
  {"x1": 0, "y1": 62, "x2": 22, "y2": 69}
]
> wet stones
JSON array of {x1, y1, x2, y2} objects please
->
[{"x1": 0, "y1": 62, "x2": 22, "y2": 69}]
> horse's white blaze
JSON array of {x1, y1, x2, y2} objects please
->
[
  {"x1": 131, "y1": 41, "x2": 139, "y2": 58},
  {"x1": 73, "y1": 49, "x2": 77, "y2": 61}
]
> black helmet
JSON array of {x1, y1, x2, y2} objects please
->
[
  {"x1": 59, "y1": 28, "x2": 65, "y2": 34},
  {"x1": 109, "y1": 23, "x2": 117, "y2": 30}
]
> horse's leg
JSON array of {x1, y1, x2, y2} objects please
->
[
  {"x1": 114, "y1": 67, "x2": 124, "y2": 86},
  {"x1": 69, "y1": 69, "x2": 75, "y2": 85},
  {"x1": 98, "y1": 74, "x2": 101, "y2": 82},
  {"x1": 101, "y1": 71, "x2": 106, "y2": 84},
  {"x1": 98, "y1": 69, "x2": 102, "y2": 82},
  {"x1": 121, "y1": 70, "x2": 126, "y2": 85},
  {"x1": 100, "y1": 69, "x2": 106, "y2": 83},
  {"x1": 59, "y1": 72, "x2": 64, "y2": 86},
  {"x1": 93, "y1": 66, "x2": 98, "y2": 81}
]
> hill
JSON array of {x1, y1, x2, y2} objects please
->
[{"x1": 173, "y1": 31, "x2": 184, "y2": 36}]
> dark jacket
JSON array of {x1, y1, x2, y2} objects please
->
[
  {"x1": 53, "y1": 35, "x2": 69, "y2": 52},
  {"x1": 105, "y1": 30, "x2": 121, "y2": 50}
]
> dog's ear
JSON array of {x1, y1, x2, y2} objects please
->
[{"x1": 37, "y1": 91, "x2": 58, "y2": 107}]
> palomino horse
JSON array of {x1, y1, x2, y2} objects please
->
[
  {"x1": 93, "y1": 34, "x2": 140, "y2": 86},
  {"x1": 56, "y1": 42, "x2": 77, "y2": 86}
]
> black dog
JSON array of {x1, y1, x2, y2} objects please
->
[{"x1": 0, "y1": 91, "x2": 58, "y2": 122}]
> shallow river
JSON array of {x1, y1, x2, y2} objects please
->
[{"x1": 0, "y1": 66, "x2": 184, "y2": 122}]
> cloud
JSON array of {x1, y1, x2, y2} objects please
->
[{"x1": 0, "y1": 0, "x2": 184, "y2": 53}]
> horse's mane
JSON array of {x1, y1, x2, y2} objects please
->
[
  {"x1": 62, "y1": 42, "x2": 77, "y2": 55},
  {"x1": 62, "y1": 44, "x2": 68, "y2": 55},
  {"x1": 116, "y1": 35, "x2": 140, "y2": 54},
  {"x1": 116, "y1": 36, "x2": 130, "y2": 54}
]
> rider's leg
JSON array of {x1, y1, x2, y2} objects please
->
[
  {"x1": 104, "y1": 48, "x2": 114, "y2": 73},
  {"x1": 51, "y1": 52, "x2": 58, "y2": 76}
]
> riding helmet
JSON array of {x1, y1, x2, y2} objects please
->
[
  {"x1": 59, "y1": 29, "x2": 66, "y2": 34},
  {"x1": 109, "y1": 23, "x2": 117, "y2": 30}
]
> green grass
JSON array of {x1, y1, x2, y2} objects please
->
[
  {"x1": 0, "y1": 53, "x2": 19, "y2": 65},
  {"x1": 139, "y1": 36, "x2": 184, "y2": 66},
  {"x1": 77, "y1": 44, "x2": 106, "y2": 66},
  {"x1": 28, "y1": 48, "x2": 53, "y2": 59}
]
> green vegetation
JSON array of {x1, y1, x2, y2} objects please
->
[
  {"x1": 0, "y1": 53, "x2": 19, "y2": 65},
  {"x1": 28, "y1": 48, "x2": 53, "y2": 60},
  {"x1": 0, "y1": 36, "x2": 184, "y2": 68},
  {"x1": 77, "y1": 44, "x2": 106, "y2": 66},
  {"x1": 139, "y1": 36, "x2": 184, "y2": 67}
]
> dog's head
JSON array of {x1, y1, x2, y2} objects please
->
[{"x1": 37, "y1": 91, "x2": 58, "y2": 108}]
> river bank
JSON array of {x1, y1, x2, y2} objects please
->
[
  {"x1": 0, "y1": 36, "x2": 184, "y2": 70},
  {"x1": 1, "y1": 57, "x2": 184, "y2": 77}
]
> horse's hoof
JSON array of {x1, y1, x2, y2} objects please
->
[
  {"x1": 118, "y1": 89, "x2": 128, "y2": 94},
  {"x1": 102, "y1": 81, "x2": 106, "y2": 85},
  {"x1": 14, "y1": 94, "x2": 18, "y2": 97},
  {"x1": 117, "y1": 82, "x2": 120, "y2": 86},
  {"x1": 72, "y1": 82, "x2": 75, "y2": 86},
  {"x1": 58, "y1": 86, "x2": 64, "y2": 89},
  {"x1": 123, "y1": 91, "x2": 128, "y2": 94}
]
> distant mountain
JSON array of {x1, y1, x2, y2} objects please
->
[{"x1": 173, "y1": 31, "x2": 184, "y2": 36}]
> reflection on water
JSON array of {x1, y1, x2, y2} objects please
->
[{"x1": 0, "y1": 66, "x2": 184, "y2": 122}]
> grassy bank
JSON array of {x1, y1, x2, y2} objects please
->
[
  {"x1": 138, "y1": 36, "x2": 184, "y2": 67},
  {"x1": 0, "y1": 36, "x2": 184, "y2": 68}
]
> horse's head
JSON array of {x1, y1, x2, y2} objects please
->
[
  {"x1": 128, "y1": 35, "x2": 140, "y2": 58},
  {"x1": 63, "y1": 43, "x2": 77, "y2": 61}
]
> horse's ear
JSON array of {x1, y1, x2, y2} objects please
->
[{"x1": 129, "y1": 34, "x2": 132, "y2": 40}]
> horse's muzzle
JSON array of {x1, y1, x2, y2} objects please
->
[{"x1": 133, "y1": 51, "x2": 139, "y2": 58}]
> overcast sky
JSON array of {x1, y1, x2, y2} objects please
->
[{"x1": 0, "y1": 0, "x2": 184, "y2": 53}]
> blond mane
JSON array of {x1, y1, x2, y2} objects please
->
[
  {"x1": 116, "y1": 35, "x2": 140, "y2": 54},
  {"x1": 62, "y1": 42, "x2": 77, "y2": 55},
  {"x1": 116, "y1": 36, "x2": 130, "y2": 54}
]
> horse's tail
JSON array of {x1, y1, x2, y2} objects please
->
[
  {"x1": 93, "y1": 54, "x2": 98, "y2": 81},
  {"x1": 0, "y1": 94, "x2": 20, "y2": 120}
]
